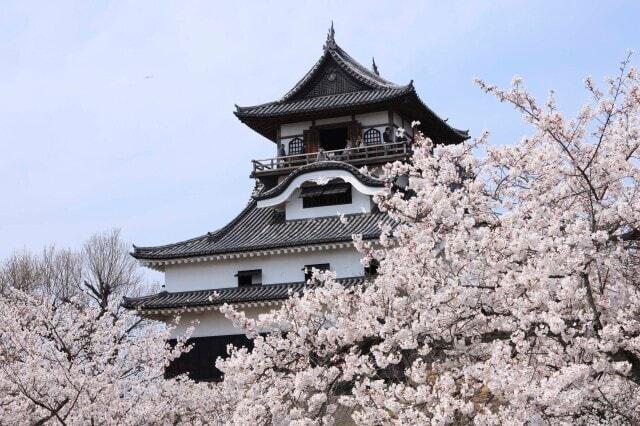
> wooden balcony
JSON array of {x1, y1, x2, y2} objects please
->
[{"x1": 252, "y1": 141, "x2": 410, "y2": 177}]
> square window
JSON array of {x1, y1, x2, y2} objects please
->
[
  {"x1": 364, "y1": 259, "x2": 380, "y2": 279},
  {"x1": 303, "y1": 263, "x2": 330, "y2": 281},
  {"x1": 300, "y1": 183, "x2": 352, "y2": 208},
  {"x1": 235, "y1": 269, "x2": 262, "y2": 286}
]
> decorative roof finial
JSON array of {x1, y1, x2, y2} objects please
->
[
  {"x1": 324, "y1": 21, "x2": 337, "y2": 50},
  {"x1": 372, "y1": 57, "x2": 379, "y2": 76}
]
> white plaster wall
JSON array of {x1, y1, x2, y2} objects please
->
[
  {"x1": 399, "y1": 113, "x2": 414, "y2": 137},
  {"x1": 355, "y1": 111, "x2": 388, "y2": 127},
  {"x1": 393, "y1": 111, "x2": 403, "y2": 129},
  {"x1": 281, "y1": 121, "x2": 312, "y2": 137},
  {"x1": 391, "y1": 111, "x2": 414, "y2": 138},
  {"x1": 315, "y1": 115, "x2": 351, "y2": 126},
  {"x1": 285, "y1": 187, "x2": 372, "y2": 220},
  {"x1": 168, "y1": 306, "x2": 271, "y2": 338},
  {"x1": 164, "y1": 247, "x2": 364, "y2": 292}
]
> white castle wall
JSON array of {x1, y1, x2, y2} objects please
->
[
  {"x1": 280, "y1": 121, "x2": 312, "y2": 138},
  {"x1": 393, "y1": 111, "x2": 414, "y2": 138},
  {"x1": 315, "y1": 115, "x2": 352, "y2": 126},
  {"x1": 169, "y1": 306, "x2": 270, "y2": 338},
  {"x1": 356, "y1": 111, "x2": 388, "y2": 127},
  {"x1": 164, "y1": 246, "x2": 364, "y2": 293}
]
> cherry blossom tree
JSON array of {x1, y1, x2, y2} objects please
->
[
  {"x1": 0, "y1": 287, "x2": 227, "y2": 424},
  {"x1": 216, "y1": 56, "x2": 640, "y2": 424}
]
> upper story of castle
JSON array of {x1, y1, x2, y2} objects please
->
[{"x1": 234, "y1": 24, "x2": 468, "y2": 185}]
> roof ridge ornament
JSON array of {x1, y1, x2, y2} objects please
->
[
  {"x1": 324, "y1": 21, "x2": 337, "y2": 51},
  {"x1": 372, "y1": 57, "x2": 379, "y2": 76}
]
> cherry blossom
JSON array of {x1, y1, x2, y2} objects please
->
[
  {"x1": 2, "y1": 57, "x2": 638, "y2": 425},
  {"x1": 217, "y1": 56, "x2": 640, "y2": 424},
  {"x1": 0, "y1": 288, "x2": 226, "y2": 424}
]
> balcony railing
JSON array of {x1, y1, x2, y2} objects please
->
[{"x1": 252, "y1": 141, "x2": 410, "y2": 176}]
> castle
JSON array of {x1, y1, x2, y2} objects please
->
[{"x1": 123, "y1": 25, "x2": 467, "y2": 380}]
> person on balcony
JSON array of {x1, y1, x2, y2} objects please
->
[
  {"x1": 316, "y1": 147, "x2": 327, "y2": 161},
  {"x1": 344, "y1": 138, "x2": 353, "y2": 150},
  {"x1": 395, "y1": 128, "x2": 407, "y2": 143},
  {"x1": 277, "y1": 143, "x2": 287, "y2": 168},
  {"x1": 342, "y1": 138, "x2": 354, "y2": 160},
  {"x1": 383, "y1": 127, "x2": 393, "y2": 143}
]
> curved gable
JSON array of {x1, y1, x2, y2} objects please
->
[{"x1": 255, "y1": 161, "x2": 386, "y2": 209}]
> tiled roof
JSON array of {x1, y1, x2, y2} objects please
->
[
  {"x1": 122, "y1": 277, "x2": 365, "y2": 311},
  {"x1": 132, "y1": 200, "x2": 389, "y2": 261},
  {"x1": 234, "y1": 35, "x2": 469, "y2": 144},
  {"x1": 254, "y1": 161, "x2": 386, "y2": 201},
  {"x1": 236, "y1": 86, "x2": 412, "y2": 118}
]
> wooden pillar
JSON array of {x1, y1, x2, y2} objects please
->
[
  {"x1": 347, "y1": 121, "x2": 362, "y2": 144},
  {"x1": 304, "y1": 128, "x2": 319, "y2": 153},
  {"x1": 387, "y1": 110, "x2": 395, "y2": 142}
]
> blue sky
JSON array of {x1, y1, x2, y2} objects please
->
[{"x1": 1, "y1": 1, "x2": 639, "y2": 265}]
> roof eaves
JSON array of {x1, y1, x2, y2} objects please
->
[
  {"x1": 132, "y1": 199, "x2": 259, "y2": 259},
  {"x1": 122, "y1": 276, "x2": 365, "y2": 311},
  {"x1": 235, "y1": 85, "x2": 413, "y2": 118},
  {"x1": 408, "y1": 86, "x2": 470, "y2": 141},
  {"x1": 131, "y1": 232, "x2": 383, "y2": 262},
  {"x1": 330, "y1": 45, "x2": 398, "y2": 89}
]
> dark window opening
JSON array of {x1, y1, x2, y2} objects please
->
[
  {"x1": 363, "y1": 128, "x2": 381, "y2": 145},
  {"x1": 165, "y1": 334, "x2": 254, "y2": 382},
  {"x1": 365, "y1": 259, "x2": 380, "y2": 279},
  {"x1": 288, "y1": 137, "x2": 304, "y2": 155},
  {"x1": 301, "y1": 182, "x2": 352, "y2": 208},
  {"x1": 303, "y1": 263, "x2": 330, "y2": 281},
  {"x1": 235, "y1": 269, "x2": 262, "y2": 286},
  {"x1": 319, "y1": 126, "x2": 348, "y2": 151}
]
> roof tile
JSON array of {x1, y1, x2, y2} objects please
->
[
  {"x1": 132, "y1": 200, "x2": 389, "y2": 260},
  {"x1": 122, "y1": 277, "x2": 365, "y2": 310},
  {"x1": 236, "y1": 86, "x2": 412, "y2": 118}
]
